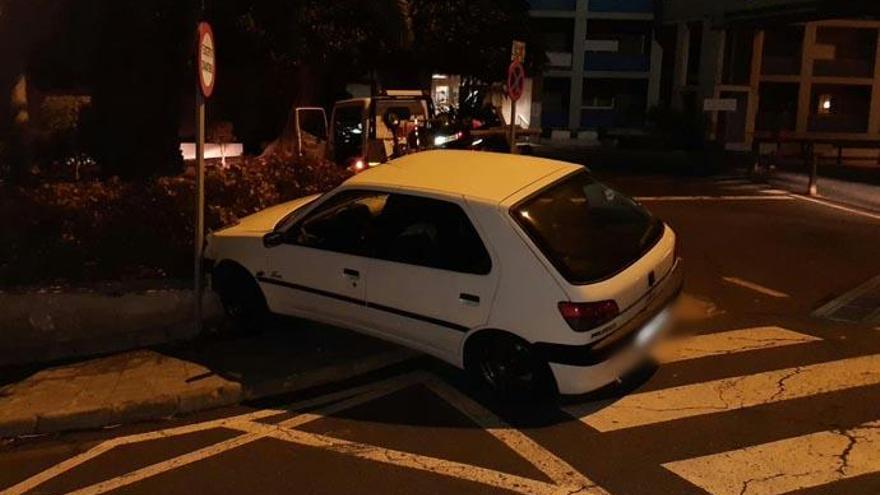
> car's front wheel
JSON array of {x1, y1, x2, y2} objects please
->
[
  {"x1": 466, "y1": 333, "x2": 556, "y2": 401},
  {"x1": 212, "y1": 262, "x2": 269, "y2": 333}
]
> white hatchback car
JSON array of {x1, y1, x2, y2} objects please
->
[{"x1": 206, "y1": 150, "x2": 683, "y2": 397}]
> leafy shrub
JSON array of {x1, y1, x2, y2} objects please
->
[{"x1": 0, "y1": 154, "x2": 350, "y2": 288}]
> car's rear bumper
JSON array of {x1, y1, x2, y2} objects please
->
[{"x1": 539, "y1": 258, "x2": 684, "y2": 395}]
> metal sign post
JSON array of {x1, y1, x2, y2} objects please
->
[
  {"x1": 507, "y1": 60, "x2": 525, "y2": 154},
  {"x1": 195, "y1": 22, "x2": 215, "y2": 334}
]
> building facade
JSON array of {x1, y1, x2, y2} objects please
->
[
  {"x1": 530, "y1": 0, "x2": 663, "y2": 137},
  {"x1": 662, "y1": 0, "x2": 880, "y2": 151}
]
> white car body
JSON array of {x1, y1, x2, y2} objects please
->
[{"x1": 206, "y1": 150, "x2": 682, "y2": 395}]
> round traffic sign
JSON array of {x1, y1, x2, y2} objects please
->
[
  {"x1": 507, "y1": 61, "x2": 525, "y2": 102},
  {"x1": 197, "y1": 22, "x2": 216, "y2": 98}
]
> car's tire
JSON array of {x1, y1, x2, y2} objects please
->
[
  {"x1": 212, "y1": 262, "x2": 269, "y2": 334},
  {"x1": 465, "y1": 332, "x2": 557, "y2": 401}
]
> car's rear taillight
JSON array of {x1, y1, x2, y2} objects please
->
[{"x1": 558, "y1": 300, "x2": 620, "y2": 332}]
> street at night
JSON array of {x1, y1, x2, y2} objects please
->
[
  {"x1": 3, "y1": 171, "x2": 879, "y2": 495},
  {"x1": 4, "y1": 0, "x2": 880, "y2": 494}
]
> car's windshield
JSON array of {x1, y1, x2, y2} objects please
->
[{"x1": 513, "y1": 170, "x2": 663, "y2": 284}]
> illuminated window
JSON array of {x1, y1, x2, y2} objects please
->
[{"x1": 817, "y1": 94, "x2": 833, "y2": 115}]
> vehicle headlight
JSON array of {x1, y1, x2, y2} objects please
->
[{"x1": 433, "y1": 132, "x2": 462, "y2": 147}]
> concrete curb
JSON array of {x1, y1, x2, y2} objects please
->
[
  {"x1": 0, "y1": 349, "x2": 415, "y2": 438},
  {"x1": 0, "y1": 287, "x2": 223, "y2": 367}
]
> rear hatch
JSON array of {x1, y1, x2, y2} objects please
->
[{"x1": 512, "y1": 170, "x2": 676, "y2": 317}]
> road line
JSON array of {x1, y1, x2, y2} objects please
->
[
  {"x1": 663, "y1": 420, "x2": 880, "y2": 495},
  {"x1": 635, "y1": 195, "x2": 794, "y2": 202},
  {"x1": 791, "y1": 194, "x2": 880, "y2": 221},
  {"x1": 813, "y1": 273, "x2": 880, "y2": 319},
  {"x1": 6, "y1": 372, "x2": 430, "y2": 495},
  {"x1": 653, "y1": 326, "x2": 820, "y2": 364},
  {"x1": 721, "y1": 276, "x2": 790, "y2": 298},
  {"x1": 237, "y1": 421, "x2": 561, "y2": 495},
  {"x1": 1, "y1": 443, "x2": 117, "y2": 495},
  {"x1": 566, "y1": 354, "x2": 880, "y2": 432},
  {"x1": 426, "y1": 379, "x2": 609, "y2": 495},
  {"x1": 65, "y1": 432, "x2": 264, "y2": 495}
]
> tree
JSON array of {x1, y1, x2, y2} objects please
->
[
  {"x1": 409, "y1": 0, "x2": 543, "y2": 82},
  {"x1": 88, "y1": 0, "x2": 196, "y2": 179},
  {"x1": 0, "y1": 0, "x2": 69, "y2": 183}
]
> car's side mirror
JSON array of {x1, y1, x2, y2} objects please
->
[{"x1": 263, "y1": 231, "x2": 285, "y2": 248}]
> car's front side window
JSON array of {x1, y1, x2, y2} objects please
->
[
  {"x1": 288, "y1": 190, "x2": 388, "y2": 256},
  {"x1": 371, "y1": 194, "x2": 491, "y2": 275}
]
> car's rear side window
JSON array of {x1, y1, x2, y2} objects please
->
[
  {"x1": 372, "y1": 194, "x2": 492, "y2": 275},
  {"x1": 512, "y1": 171, "x2": 662, "y2": 284}
]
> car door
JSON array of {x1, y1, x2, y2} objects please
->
[
  {"x1": 329, "y1": 101, "x2": 367, "y2": 166},
  {"x1": 364, "y1": 192, "x2": 498, "y2": 361},
  {"x1": 260, "y1": 189, "x2": 388, "y2": 330}
]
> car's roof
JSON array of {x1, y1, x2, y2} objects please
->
[{"x1": 346, "y1": 150, "x2": 579, "y2": 203}]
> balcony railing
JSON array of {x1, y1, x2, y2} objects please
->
[
  {"x1": 584, "y1": 52, "x2": 650, "y2": 72},
  {"x1": 547, "y1": 51, "x2": 574, "y2": 68},
  {"x1": 588, "y1": 0, "x2": 653, "y2": 14},
  {"x1": 529, "y1": 0, "x2": 577, "y2": 11}
]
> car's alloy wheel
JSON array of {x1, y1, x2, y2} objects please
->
[{"x1": 471, "y1": 335, "x2": 554, "y2": 400}]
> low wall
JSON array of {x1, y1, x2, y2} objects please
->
[{"x1": 0, "y1": 286, "x2": 222, "y2": 366}]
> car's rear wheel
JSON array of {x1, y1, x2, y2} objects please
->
[
  {"x1": 212, "y1": 262, "x2": 269, "y2": 334},
  {"x1": 466, "y1": 333, "x2": 556, "y2": 401}
]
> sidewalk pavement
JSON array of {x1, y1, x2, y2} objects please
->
[
  {"x1": 764, "y1": 170, "x2": 880, "y2": 214},
  {"x1": 0, "y1": 319, "x2": 415, "y2": 438}
]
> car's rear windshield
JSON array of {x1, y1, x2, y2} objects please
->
[{"x1": 512, "y1": 170, "x2": 663, "y2": 284}]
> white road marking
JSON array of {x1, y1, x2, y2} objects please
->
[
  {"x1": 792, "y1": 194, "x2": 880, "y2": 221},
  {"x1": 426, "y1": 379, "x2": 609, "y2": 495},
  {"x1": 5, "y1": 372, "x2": 429, "y2": 495},
  {"x1": 66, "y1": 433, "x2": 265, "y2": 495},
  {"x1": 813, "y1": 273, "x2": 880, "y2": 320},
  {"x1": 0, "y1": 443, "x2": 117, "y2": 495},
  {"x1": 721, "y1": 277, "x2": 790, "y2": 298},
  {"x1": 635, "y1": 195, "x2": 794, "y2": 202},
  {"x1": 236, "y1": 421, "x2": 561, "y2": 495},
  {"x1": 653, "y1": 326, "x2": 820, "y2": 364},
  {"x1": 12, "y1": 370, "x2": 606, "y2": 495},
  {"x1": 663, "y1": 420, "x2": 880, "y2": 495},
  {"x1": 568, "y1": 354, "x2": 880, "y2": 432}
]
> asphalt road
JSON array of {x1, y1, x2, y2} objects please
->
[{"x1": 3, "y1": 172, "x2": 880, "y2": 495}]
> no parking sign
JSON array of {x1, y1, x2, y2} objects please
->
[{"x1": 507, "y1": 61, "x2": 526, "y2": 102}]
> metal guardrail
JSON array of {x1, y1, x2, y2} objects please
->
[{"x1": 754, "y1": 135, "x2": 880, "y2": 196}]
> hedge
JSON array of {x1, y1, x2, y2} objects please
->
[{"x1": 0, "y1": 154, "x2": 351, "y2": 288}]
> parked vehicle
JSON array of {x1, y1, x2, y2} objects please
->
[
  {"x1": 206, "y1": 150, "x2": 683, "y2": 398},
  {"x1": 283, "y1": 90, "x2": 435, "y2": 171}
]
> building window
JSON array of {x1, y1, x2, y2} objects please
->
[
  {"x1": 722, "y1": 28, "x2": 755, "y2": 85},
  {"x1": 813, "y1": 27, "x2": 877, "y2": 79},
  {"x1": 535, "y1": 18, "x2": 575, "y2": 68},
  {"x1": 762, "y1": 25, "x2": 804, "y2": 76},
  {"x1": 540, "y1": 77, "x2": 571, "y2": 129},
  {"x1": 686, "y1": 22, "x2": 703, "y2": 85},
  {"x1": 583, "y1": 95, "x2": 615, "y2": 110},
  {"x1": 809, "y1": 84, "x2": 870, "y2": 133},
  {"x1": 756, "y1": 83, "x2": 798, "y2": 133}
]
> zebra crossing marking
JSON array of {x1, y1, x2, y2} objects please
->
[
  {"x1": 663, "y1": 420, "x2": 880, "y2": 495},
  {"x1": 653, "y1": 326, "x2": 820, "y2": 364},
  {"x1": 569, "y1": 354, "x2": 880, "y2": 432}
]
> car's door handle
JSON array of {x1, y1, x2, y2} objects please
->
[
  {"x1": 343, "y1": 268, "x2": 360, "y2": 280},
  {"x1": 459, "y1": 293, "x2": 480, "y2": 305}
]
